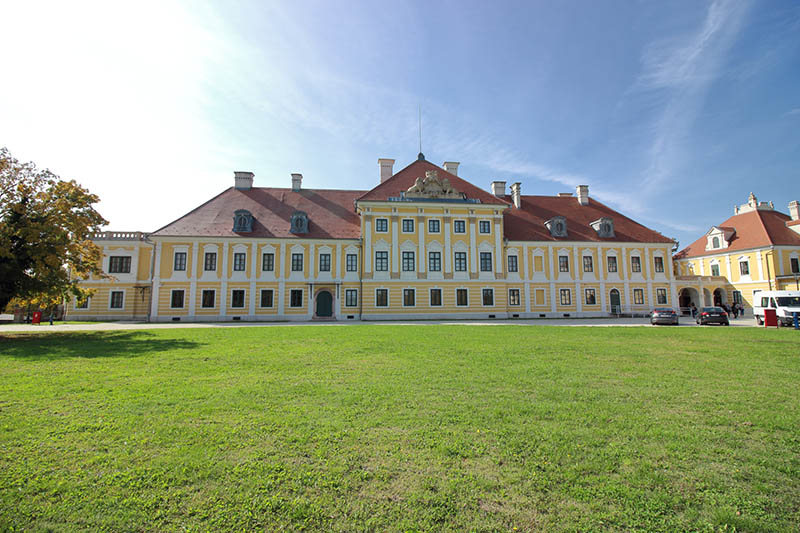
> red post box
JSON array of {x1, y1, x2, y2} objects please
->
[
  {"x1": 31, "y1": 311, "x2": 42, "y2": 325},
  {"x1": 763, "y1": 308, "x2": 778, "y2": 328}
]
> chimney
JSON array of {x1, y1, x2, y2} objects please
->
[
  {"x1": 491, "y1": 181, "x2": 506, "y2": 197},
  {"x1": 576, "y1": 185, "x2": 589, "y2": 206},
  {"x1": 291, "y1": 173, "x2": 302, "y2": 192},
  {"x1": 789, "y1": 200, "x2": 800, "y2": 220},
  {"x1": 234, "y1": 171, "x2": 254, "y2": 190},
  {"x1": 510, "y1": 182, "x2": 521, "y2": 209},
  {"x1": 378, "y1": 158, "x2": 395, "y2": 183},
  {"x1": 443, "y1": 161, "x2": 460, "y2": 176}
]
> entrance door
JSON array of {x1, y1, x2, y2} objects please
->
[
  {"x1": 610, "y1": 289, "x2": 621, "y2": 314},
  {"x1": 316, "y1": 290, "x2": 333, "y2": 317}
]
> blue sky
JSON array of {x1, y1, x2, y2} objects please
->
[{"x1": 2, "y1": 0, "x2": 798, "y2": 249}]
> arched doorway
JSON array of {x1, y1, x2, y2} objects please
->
[
  {"x1": 713, "y1": 288, "x2": 727, "y2": 307},
  {"x1": 609, "y1": 289, "x2": 621, "y2": 314},
  {"x1": 315, "y1": 290, "x2": 333, "y2": 318},
  {"x1": 678, "y1": 287, "x2": 699, "y2": 314}
]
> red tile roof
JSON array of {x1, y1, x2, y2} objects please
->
[{"x1": 674, "y1": 209, "x2": 800, "y2": 259}]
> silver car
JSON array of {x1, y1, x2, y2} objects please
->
[{"x1": 651, "y1": 308, "x2": 679, "y2": 325}]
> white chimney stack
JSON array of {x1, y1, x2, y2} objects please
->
[
  {"x1": 576, "y1": 185, "x2": 589, "y2": 206},
  {"x1": 789, "y1": 200, "x2": 800, "y2": 220},
  {"x1": 491, "y1": 181, "x2": 506, "y2": 197},
  {"x1": 291, "y1": 173, "x2": 302, "y2": 192},
  {"x1": 234, "y1": 171, "x2": 254, "y2": 190},
  {"x1": 510, "y1": 182, "x2": 521, "y2": 209},
  {"x1": 378, "y1": 158, "x2": 395, "y2": 183},
  {"x1": 443, "y1": 161, "x2": 460, "y2": 176}
]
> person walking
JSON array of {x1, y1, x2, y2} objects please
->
[{"x1": 691, "y1": 303, "x2": 697, "y2": 318}]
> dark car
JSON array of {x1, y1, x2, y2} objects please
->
[
  {"x1": 651, "y1": 308, "x2": 679, "y2": 325},
  {"x1": 696, "y1": 307, "x2": 729, "y2": 326}
]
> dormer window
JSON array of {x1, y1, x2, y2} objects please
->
[
  {"x1": 290, "y1": 211, "x2": 309, "y2": 234},
  {"x1": 712, "y1": 236, "x2": 719, "y2": 248},
  {"x1": 233, "y1": 209, "x2": 253, "y2": 232},
  {"x1": 590, "y1": 217, "x2": 614, "y2": 238},
  {"x1": 705, "y1": 226, "x2": 735, "y2": 251},
  {"x1": 544, "y1": 216, "x2": 568, "y2": 238}
]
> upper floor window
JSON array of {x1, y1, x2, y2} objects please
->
[
  {"x1": 792, "y1": 257, "x2": 800, "y2": 274},
  {"x1": 428, "y1": 251, "x2": 441, "y2": 272},
  {"x1": 711, "y1": 264, "x2": 720, "y2": 276},
  {"x1": 607, "y1": 256, "x2": 618, "y2": 273},
  {"x1": 375, "y1": 218, "x2": 388, "y2": 232},
  {"x1": 109, "y1": 256, "x2": 131, "y2": 274},
  {"x1": 375, "y1": 251, "x2": 388, "y2": 271},
  {"x1": 262, "y1": 253, "x2": 274, "y2": 272},
  {"x1": 346, "y1": 253, "x2": 358, "y2": 272},
  {"x1": 428, "y1": 219, "x2": 440, "y2": 233},
  {"x1": 545, "y1": 216, "x2": 568, "y2": 238},
  {"x1": 654, "y1": 257, "x2": 664, "y2": 273},
  {"x1": 739, "y1": 260, "x2": 750, "y2": 276},
  {"x1": 558, "y1": 255, "x2": 569, "y2": 273},
  {"x1": 454, "y1": 220, "x2": 466, "y2": 233},
  {"x1": 291, "y1": 253, "x2": 304, "y2": 272},
  {"x1": 319, "y1": 253, "x2": 331, "y2": 272},
  {"x1": 479, "y1": 220, "x2": 491, "y2": 234},
  {"x1": 712, "y1": 236, "x2": 720, "y2": 248},
  {"x1": 402, "y1": 219, "x2": 414, "y2": 233},
  {"x1": 454, "y1": 252, "x2": 467, "y2": 272},
  {"x1": 402, "y1": 251, "x2": 415, "y2": 271},
  {"x1": 479, "y1": 252, "x2": 493, "y2": 272},
  {"x1": 233, "y1": 252, "x2": 246, "y2": 271},
  {"x1": 631, "y1": 256, "x2": 641, "y2": 273},
  {"x1": 173, "y1": 252, "x2": 187, "y2": 272},
  {"x1": 507, "y1": 255, "x2": 518, "y2": 273},
  {"x1": 204, "y1": 252, "x2": 217, "y2": 271},
  {"x1": 583, "y1": 256, "x2": 593, "y2": 273}
]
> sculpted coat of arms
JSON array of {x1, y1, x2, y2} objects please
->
[{"x1": 405, "y1": 170, "x2": 464, "y2": 199}]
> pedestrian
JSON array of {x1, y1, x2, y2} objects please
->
[
  {"x1": 691, "y1": 303, "x2": 697, "y2": 318},
  {"x1": 731, "y1": 304, "x2": 738, "y2": 319}
]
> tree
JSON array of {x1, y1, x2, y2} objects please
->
[{"x1": 0, "y1": 147, "x2": 108, "y2": 312}]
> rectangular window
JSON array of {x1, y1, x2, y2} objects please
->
[
  {"x1": 583, "y1": 256, "x2": 593, "y2": 273},
  {"x1": 739, "y1": 261, "x2": 750, "y2": 276},
  {"x1": 479, "y1": 252, "x2": 492, "y2": 272},
  {"x1": 631, "y1": 256, "x2": 641, "y2": 273},
  {"x1": 509, "y1": 288, "x2": 520, "y2": 306},
  {"x1": 430, "y1": 288, "x2": 442, "y2": 306},
  {"x1": 479, "y1": 220, "x2": 491, "y2": 234},
  {"x1": 231, "y1": 289, "x2": 245, "y2": 308},
  {"x1": 457, "y1": 288, "x2": 468, "y2": 306},
  {"x1": 345, "y1": 289, "x2": 358, "y2": 307},
  {"x1": 76, "y1": 297, "x2": 89, "y2": 309},
  {"x1": 375, "y1": 218, "x2": 388, "y2": 232},
  {"x1": 173, "y1": 252, "x2": 187, "y2": 271},
  {"x1": 109, "y1": 256, "x2": 131, "y2": 274},
  {"x1": 791, "y1": 257, "x2": 800, "y2": 274},
  {"x1": 201, "y1": 290, "x2": 215, "y2": 308},
  {"x1": 711, "y1": 264, "x2": 720, "y2": 276},
  {"x1": 110, "y1": 291, "x2": 124, "y2": 308},
  {"x1": 507, "y1": 256, "x2": 518, "y2": 273},
  {"x1": 262, "y1": 253, "x2": 274, "y2": 272},
  {"x1": 319, "y1": 253, "x2": 331, "y2": 272},
  {"x1": 558, "y1": 255, "x2": 569, "y2": 273},
  {"x1": 633, "y1": 288, "x2": 644, "y2": 305},
  {"x1": 656, "y1": 288, "x2": 667, "y2": 305},
  {"x1": 233, "y1": 252, "x2": 246, "y2": 272},
  {"x1": 291, "y1": 253, "x2": 303, "y2": 272},
  {"x1": 346, "y1": 254, "x2": 358, "y2": 272},
  {"x1": 204, "y1": 252, "x2": 217, "y2": 271},
  {"x1": 654, "y1": 257, "x2": 664, "y2": 273},
  {"x1": 585, "y1": 288, "x2": 596, "y2": 305},
  {"x1": 560, "y1": 289, "x2": 571, "y2": 306},
  {"x1": 428, "y1": 251, "x2": 441, "y2": 272},
  {"x1": 428, "y1": 219, "x2": 440, "y2": 233},
  {"x1": 170, "y1": 290, "x2": 184, "y2": 309},
  {"x1": 454, "y1": 220, "x2": 466, "y2": 233},
  {"x1": 402, "y1": 251, "x2": 415, "y2": 271},
  {"x1": 454, "y1": 252, "x2": 467, "y2": 272},
  {"x1": 375, "y1": 251, "x2": 388, "y2": 271},
  {"x1": 402, "y1": 219, "x2": 414, "y2": 233},
  {"x1": 290, "y1": 289, "x2": 303, "y2": 307},
  {"x1": 482, "y1": 288, "x2": 494, "y2": 306},
  {"x1": 732, "y1": 290, "x2": 742, "y2": 305},
  {"x1": 376, "y1": 289, "x2": 388, "y2": 307},
  {"x1": 403, "y1": 289, "x2": 415, "y2": 307},
  {"x1": 608, "y1": 256, "x2": 618, "y2": 273},
  {"x1": 260, "y1": 289, "x2": 273, "y2": 308}
]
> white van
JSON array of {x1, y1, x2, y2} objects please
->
[{"x1": 753, "y1": 290, "x2": 800, "y2": 326}]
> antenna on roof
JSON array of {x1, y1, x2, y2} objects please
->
[{"x1": 417, "y1": 104, "x2": 425, "y2": 161}]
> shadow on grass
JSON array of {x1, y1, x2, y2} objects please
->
[{"x1": 0, "y1": 331, "x2": 204, "y2": 360}]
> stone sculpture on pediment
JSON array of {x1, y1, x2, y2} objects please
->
[{"x1": 405, "y1": 170, "x2": 464, "y2": 200}]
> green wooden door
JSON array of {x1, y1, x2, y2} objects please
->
[
  {"x1": 316, "y1": 291, "x2": 333, "y2": 317},
  {"x1": 610, "y1": 289, "x2": 621, "y2": 314}
]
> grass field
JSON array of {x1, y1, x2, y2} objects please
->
[{"x1": 1, "y1": 325, "x2": 798, "y2": 531}]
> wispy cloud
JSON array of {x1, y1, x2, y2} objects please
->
[{"x1": 788, "y1": 108, "x2": 800, "y2": 116}]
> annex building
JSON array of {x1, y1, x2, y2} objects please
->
[{"x1": 73, "y1": 155, "x2": 686, "y2": 322}]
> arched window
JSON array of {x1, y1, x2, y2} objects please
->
[
  {"x1": 233, "y1": 210, "x2": 253, "y2": 232},
  {"x1": 712, "y1": 236, "x2": 719, "y2": 248},
  {"x1": 290, "y1": 211, "x2": 309, "y2": 234}
]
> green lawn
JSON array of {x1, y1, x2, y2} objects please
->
[{"x1": 1, "y1": 326, "x2": 798, "y2": 532}]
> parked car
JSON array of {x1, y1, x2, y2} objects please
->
[
  {"x1": 696, "y1": 307, "x2": 729, "y2": 326},
  {"x1": 651, "y1": 308, "x2": 679, "y2": 325},
  {"x1": 753, "y1": 290, "x2": 800, "y2": 327}
]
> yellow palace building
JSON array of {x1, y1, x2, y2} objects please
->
[{"x1": 72, "y1": 154, "x2": 681, "y2": 322}]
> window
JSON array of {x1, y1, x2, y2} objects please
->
[
  {"x1": 233, "y1": 252, "x2": 246, "y2": 272},
  {"x1": 375, "y1": 251, "x2": 388, "y2": 271},
  {"x1": 231, "y1": 289, "x2": 245, "y2": 308},
  {"x1": 319, "y1": 253, "x2": 331, "y2": 272},
  {"x1": 428, "y1": 251, "x2": 441, "y2": 272},
  {"x1": 712, "y1": 236, "x2": 720, "y2": 248},
  {"x1": 201, "y1": 290, "x2": 215, "y2": 308},
  {"x1": 507, "y1": 256, "x2": 518, "y2": 273},
  {"x1": 479, "y1": 220, "x2": 491, "y2": 234},
  {"x1": 204, "y1": 252, "x2": 217, "y2": 271},
  {"x1": 454, "y1": 252, "x2": 467, "y2": 272},
  {"x1": 375, "y1": 218, "x2": 388, "y2": 232},
  {"x1": 346, "y1": 254, "x2": 358, "y2": 272},
  {"x1": 558, "y1": 255, "x2": 569, "y2": 273},
  {"x1": 403, "y1": 289, "x2": 415, "y2": 307},
  {"x1": 654, "y1": 257, "x2": 664, "y2": 273},
  {"x1": 631, "y1": 256, "x2": 641, "y2": 273},
  {"x1": 260, "y1": 289, "x2": 273, "y2": 308},
  {"x1": 732, "y1": 291, "x2": 742, "y2": 305},
  {"x1": 560, "y1": 289, "x2": 571, "y2": 306},
  {"x1": 170, "y1": 290, "x2": 184, "y2": 309},
  {"x1": 509, "y1": 288, "x2": 520, "y2": 306},
  {"x1": 376, "y1": 289, "x2": 388, "y2": 307},
  {"x1": 457, "y1": 288, "x2": 468, "y2": 306},
  {"x1": 430, "y1": 288, "x2": 442, "y2": 306},
  {"x1": 345, "y1": 289, "x2": 358, "y2": 307},
  {"x1": 739, "y1": 261, "x2": 750, "y2": 276},
  {"x1": 262, "y1": 253, "x2": 274, "y2": 272},
  {"x1": 656, "y1": 288, "x2": 667, "y2": 305},
  {"x1": 479, "y1": 252, "x2": 492, "y2": 272},
  {"x1": 290, "y1": 289, "x2": 303, "y2": 307},
  {"x1": 75, "y1": 297, "x2": 89, "y2": 309},
  {"x1": 585, "y1": 288, "x2": 596, "y2": 305},
  {"x1": 711, "y1": 264, "x2": 720, "y2": 276},
  {"x1": 110, "y1": 291, "x2": 124, "y2": 308},
  {"x1": 291, "y1": 253, "x2": 303, "y2": 272},
  {"x1": 791, "y1": 257, "x2": 799, "y2": 274},
  {"x1": 583, "y1": 256, "x2": 593, "y2": 273},
  {"x1": 173, "y1": 252, "x2": 187, "y2": 271},
  {"x1": 402, "y1": 251, "x2": 415, "y2": 271},
  {"x1": 402, "y1": 219, "x2": 414, "y2": 233},
  {"x1": 482, "y1": 288, "x2": 494, "y2": 306},
  {"x1": 607, "y1": 256, "x2": 618, "y2": 273},
  {"x1": 633, "y1": 289, "x2": 644, "y2": 305},
  {"x1": 428, "y1": 219, "x2": 440, "y2": 233},
  {"x1": 454, "y1": 220, "x2": 466, "y2": 233},
  {"x1": 109, "y1": 256, "x2": 131, "y2": 274}
]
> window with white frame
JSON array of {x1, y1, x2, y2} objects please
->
[
  {"x1": 173, "y1": 252, "x2": 187, "y2": 271},
  {"x1": 75, "y1": 297, "x2": 89, "y2": 309},
  {"x1": 454, "y1": 252, "x2": 467, "y2": 272},
  {"x1": 346, "y1": 254, "x2": 358, "y2": 272},
  {"x1": 654, "y1": 256, "x2": 664, "y2": 273},
  {"x1": 453, "y1": 220, "x2": 466, "y2": 233},
  {"x1": 479, "y1": 220, "x2": 491, "y2": 234},
  {"x1": 507, "y1": 255, "x2": 518, "y2": 273},
  {"x1": 402, "y1": 219, "x2": 414, "y2": 233},
  {"x1": 711, "y1": 263, "x2": 720, "y2": 276},
  {"x1": 260, "y1": 289, "x2": 273, "y2": 308},
  {"x1": 631, "y1": 256, "x2": 641, "y2": 273},
  {"x1": 376, "y1": 289, "x2": 388, "y2": 307},
  {"x1": 428, "y1": 219, "x2": 440, "y2": 233},
  {"x1": 201, "y1": 290, "x2": 215, "y2": 308},
  {"x1": 403, "y1": 289, "x2": 415, "y2": 307},
  {"x1": 290, "y1": 289, "x2": 303, "y2": 307},
  {"x1": 375, "y1": 218, "x2": 388, "y2": 232},
  {"x1": 607, "y1": 256, "x2": 618, "y2": 273},
  {"x1": 633, "y1": 288, "x2": 644, "y2": 305},
  {"x1": 430, "y1": 288, "x2": 442, "y2": 306},
  {"x1": 204, "y1": 252, "x2": 217, "y2": 271},
  {"x1": 583, "y1": 256, "x2": 593, "y2": 273},
  {"x1": 233, "y1": 252, "x2": 246, "y2": 272},
  {"x1": 319, "y1": 253, "x2": 331, "y2": 272},
  {"x1": 375, "y1": 251, "x2": 388, "y2": 271},
  {"x1": 791, "y1": 257, "x2": 799, "y2": 274},
  {"x1": 479, "y1": 252, "x2": 492, "y2": 272},
  {"x1": 402, "y1": 251, "x2": 415, "y2": 271},
  {"x1": 345, "y1": 289, "x2": 357, "y2": 307},
  {"x1": 508, "y1": 288, "x2": 520, "y2": 306},
  {"x1": 428, "y1": 251, "x2": 441, "y2": 272},
  {"x1": 170, "y1": 290, "x2": 185, "y2": 309},
  {"x1": 291, "y1": 253, "x2": 303, "y2": 272},
  {"x1": 739, "y1": 260, "x2": 750, "y2": 276},
  {"x1": 109, "y1": 256, "x2": 131, "y2": 274},
  {"x1": 558, "y1": 255, "x2": 569, "y2": 272},
  {"x1": 584, "y1": 288, "x2": 596, "y2": 305},
  {"x1": 231, "y1": 289, "x2": 245, "y2": 308},
  {"x1": 482, "y1": 288, "x2": 494, "y2": 306},
  {"x1": 560, "y1": 289, "x2": 571, "y2": 306},
  {"x1": 110, "y1": 291, "x2": 124, "y2": 309},
  {"x1": 262, "y1": 253, "x2": 274, "y2": 272},
  {"x1": 656, "y1": 288, "x2": 667, "y2": 304},
  {"x1": 457, "y1": 288, "x2": 468, "y2": 306}
]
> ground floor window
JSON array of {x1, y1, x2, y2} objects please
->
[
  {"x1": 508, "y1": 288, "x2": 520, "y2": 306},
  {"x1": 560, "y1": 289, "x2": 571, "y2": 306},
  {"x1": 403, "y1": 289, "x2": 415, "y2": 307},
  {"x1": 456, "y1": 288, "x2": 468, "y2": 306},
  {"x1": 110, "y1": 291, "x2": 124, "y2": 309},
  {"x1": 290, "y1": 289, "x2": 303, "y2": 308},
  {"x1": 260, "y1": 289, "x2": 273, "y2": 308},
  {"x1": 633, "y1": 288, "x2": 644, "y2": 305},
  {"x1": 201, "y1": 290, "x2": 215, "y2": 308},
  {"x1": 376, "y1": 289, "x2": 388, "y2": 307},
  {"x1": 733, "y1": 290, "x2": 742, "y2": 305},
  {"x1": 75, "y1": 297, "x2": 90, "y2": 309},
  {"x1": 792, "y1": 257, "x2": 799, "y2": 274},
  {"x1": 345, "y1": 289, "x2": 358, "y2": 307},
  {"x1": 170, "y1": 290, "x2": 185, "y2": 309},
  {"x1": 482, "y1": 288, "x2": 494, "y2": 306},
  {"x1": 430, "y1": 288, "x2": 442, "y2": 306},
  {"x1": 656, "y1": 288, "x2": 667, "y2": 305},
  {"x1": 584, "y1": 288, "x2": 596, "y2": 305},
  {"x1": 231, "y1": 289, "x2": 245, "y2": 308}
]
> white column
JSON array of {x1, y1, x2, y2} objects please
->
[
  {"x1": 278, "y1": 281, "x2": 285, "y2": 315},
  {"x1": 150, "y1": 241, "x2": 162, "y2": 319},
  {"x1": 494, "y1": 218, "x2": 503, "y2": 274},
  {"x1": 418, "y1": 215, "x2": 426, "y2": 274},
  {"x1": 600, "y1": 281, "x2": 607, "y2": 314},
  {"x1": 523, "y1": 244, "x2": 531, "y2": 314},
  {"x1": 391, "y1": 217, "x2": 399, "y2": 273},
  {"x1": 219, "y1": 242, "x2": 228, "y2": 317},
  {"x1": 469, "y1": 217, "x2": 477, "y2": 274},
  {"x1": 364, "y1": 219, "x2": 372, "y2": 273},
  {"x1": 249, "y1": 241, "x2": 258, "y2": 317},
  {"x1": 443, "y1": 217, "x2": 452, "y2": 272},
  {"x1": 189, "y1": 241, "x2": 198, "y2": 318},
  {"x1": 756, "y1": 250, "x2": 764, "y2": 280},
  {"x1": 548, "y1": 247, "x2": 556, "y2": 314},
  {"x1": 309, "y1": 243, "x2": 315, "y2": 280}
]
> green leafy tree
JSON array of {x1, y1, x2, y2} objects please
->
[{"x1": 0, "y1": 147, "x2": 108, "y2": 312}]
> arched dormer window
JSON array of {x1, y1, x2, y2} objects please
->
[
  {"x1": 712, "y1": 236, "x2": 719, "y2": 248},
  {"x1": 290, "y1": 211, "x2": 309, "y2": 234},
  {"x1": 544, "y1": 216, "x2": 568, "y2": 238},
  {"x1": 590, "y1": 217, "x2": 615, "y2": 238},
  {"x1": 233, "y1": 209, "x2": 253, "y2": 232}
]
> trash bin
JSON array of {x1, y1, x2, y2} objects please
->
[
  {"x1": 763, "y1": 308, "x2": 777, "y2": 328},
  {"x1": 31, "y1": 311, "x2": 42, "y2": 325}
]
